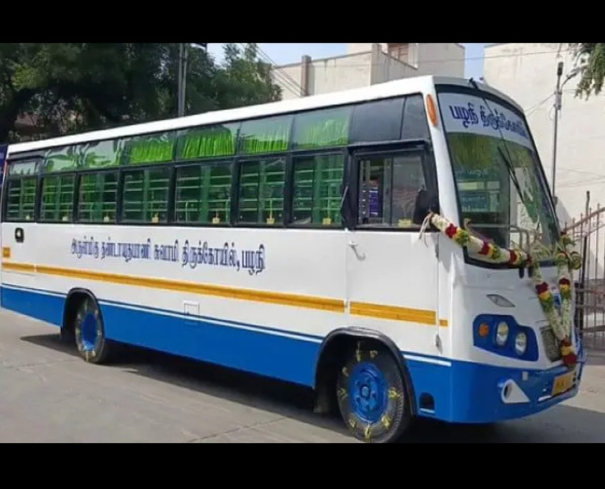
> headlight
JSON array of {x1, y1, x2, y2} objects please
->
[
  {"x1": 515, "y1": 332, "x2": 527, "y2": 355},
  {"x1": 496, "y1": 321, "x2": 509, "y2": 346}
]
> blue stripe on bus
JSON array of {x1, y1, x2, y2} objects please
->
[
  {"x1": 0, "y1": 283, "x2": 581, "y2": 424},
  {"x1": 0, "y1": 283, "x2": 321, "y2": 386}
]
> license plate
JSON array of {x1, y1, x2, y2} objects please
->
[{"x1": 552, "y1": 371, "x2": 575, "y2": 396}]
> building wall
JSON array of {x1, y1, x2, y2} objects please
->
[
  {"x1": 371, "y1": 45, "x2": 418, "y2": 85},
  {"x1": 348, "y1": 43, "x2": 465, "y2": 75},
  {"x1": 414, "y1": 43, "x2": 465, "y2": 77},
  {"x1": 273, "y1": 43, "x2": 465, "y2": 100},
  {"x1": 347, "y1": 43, "x2": 373, "y2": 55},
  {"x1": 274, "y1": 52, "x2": 373, "y2": 100},
  {"x1": 484, "y1": 43, "x2": 604, "y2": 226}
]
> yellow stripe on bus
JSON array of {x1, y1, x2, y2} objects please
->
[
  {"x1": 1, "y1": 261, "x2": 448, "y2": 326},
  {"x1": 350, "y1": 301, "x2": 436, "y2": 325}
]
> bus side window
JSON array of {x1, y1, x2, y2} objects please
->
[
  {"x1": 175, "y1": 162, "x2": 233, "y2": 225},
  {"x1": 40, "y1": 175, "x2": 76, "y2": 223},
  {"x1": 77, "y1": 171, "x2": 118, "y2": 223},
  {"x1": 121, "y1": 167, "x2": 171, "y2": 224},
  {"x1": 357, "y1": 152, "x2": 426, "y2": 228},
  {"x1": 5, "y1": 177, "x2": 37, "y2": 222},
  {"x1": 291, "y1": 153, "x2": 344, "y2": 227},
  {"x1": 236, "y1": 157, "x2": 286, "y2": 226}
]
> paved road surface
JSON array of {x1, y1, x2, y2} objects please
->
[{"x1": 1, "y1": 307, "x2": 605, "y2": 443}]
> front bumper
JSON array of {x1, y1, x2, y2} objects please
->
[{"x1": 405, "y1": 349, "x2": 586, "y2": 424}]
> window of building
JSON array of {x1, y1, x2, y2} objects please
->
[
  {"x1": 121, "y1": 167, "x2": 171, "y2": 223},
  {"x1": 237, "y1": 157, "x2": 286, "y2": 225},
  {"x1": 77, "y1": 172, "x2": 119, "y2": 223},
  {"x1": 40, "y1": 175, "x2": 76, "y2": 222},
  {"x1": 291, "y1": 154, "x2": 344, "y2": 226},
  {"x1": 387, "y1": 43, "x2": 410, "y2": 62},
  {"x1": 357, "y1": 152, "x2": 426, "y2": 228},
  {"x1": 175, "y1": 162, "x2": 233, "y2": 224},
  {"x1": 5, "y1": 177, "x2": 37, "y2": 221}
]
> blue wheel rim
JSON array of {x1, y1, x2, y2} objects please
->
[
  {"x1": 79, "y1": 312, "x2": 98, "y2": 352},
  {"x1": 348, "y1": 361, "x2": 389, "y2": 423}
]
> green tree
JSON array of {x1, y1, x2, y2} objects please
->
[
  {"x1": 0, "y1": 43, "x2": 282, "y2": 143},
  {"x1": 215, "y1": 43, "x2": 282, "y2": 109},
  {"x1": 569, "y1": 43, "x2": 605, "y2": 98}
]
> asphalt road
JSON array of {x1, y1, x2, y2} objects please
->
[{"x1": 1, "y1": 306, "x2": 605, "y2": 443}]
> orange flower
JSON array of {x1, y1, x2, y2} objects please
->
[{"x1": 538, "y1": 291, "x2": 551, "y2": 301}]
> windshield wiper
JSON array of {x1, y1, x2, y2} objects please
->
[
  {"x1": 497, "y1": 145, "x2": 528, "y2": 210},
  {"x1": 470, "y1": 78, "x2": 545, "y2": 251}
]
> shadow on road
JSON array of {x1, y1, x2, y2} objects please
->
[{"x1": 20, "y1": 333, "x2": 605, "y2": 443}]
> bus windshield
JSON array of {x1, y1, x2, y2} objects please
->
[{"x1": 437, "y1": 88, "x2": 559, "y2": 264}]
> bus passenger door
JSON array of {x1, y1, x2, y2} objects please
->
[{"x1": 345, "y1": 146, "x2": 441, "y2": 357}]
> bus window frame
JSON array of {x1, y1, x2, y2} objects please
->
[
  {"x1": 287, "y1": 148, "x2": 348, "y2": 230},
  {"x1": 172, "y1": 156, "x2": 235, "y2": 228},
  {"x1": 1, "y1": 92, "x2": 441, "y2": 232},
  {"x1": 232, "y1": 152, "x2": 291, "y2": 229},
  {"x1": 1, "y1": 155, "x2": 44, "y2": 223},
  {"x1": 346, "y1": 139, "x2": 439, "y2": 233},
  {"x1": 75, "y1": 168, "x2": 121, "y2": 225},
  {"x1": 38, "y1": 171, "x2": 79, "y2": 224},
  {"x1": 118, "y1": 163, "x2": 175, "y2": 226}
]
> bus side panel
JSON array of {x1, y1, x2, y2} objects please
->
[
  {"x1": 0, "y1": 283, "x2": 65, "y2": 327},
  {"x1": 101, "y1": 301, "x2": 323, "y2": 386},
  {"x1": 4, "y1": 223, "x2": 348, "y2": 386},
  {"x1": 1, "y1": 222, "x2": 63, "y2": 325}
]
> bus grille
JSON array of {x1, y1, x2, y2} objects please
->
[{"x1": 541, "y1": 326, "x2": 562, "y2": 362}]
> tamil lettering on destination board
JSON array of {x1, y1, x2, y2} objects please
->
[
  {"x1": 438, "y1": 92, "x2": 534, "y2": 150},
  {"x1": 71, "y1": 237, "x2": 265, "y2": 275}
]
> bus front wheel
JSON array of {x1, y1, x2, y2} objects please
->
[
  {"x1": 336, "y1": 341, "x2": 412, "y2": 443},
  {"x1": 73, "y1": 297, "x2": 114, "y2": 364}
]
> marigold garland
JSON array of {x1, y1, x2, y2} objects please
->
[{"x1": 427, "y1": 212, "x2": 581, "y2": 368}]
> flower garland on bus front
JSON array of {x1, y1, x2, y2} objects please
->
[{"x1": 426, "y1": 212, "x2": 581, "y2": 368}]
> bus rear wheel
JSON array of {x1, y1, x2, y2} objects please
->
[
  {"x1": 73, "y1": 297, "x2": 114, "y2": 364},
  {"x1": 336, "y1": 341, "x2": 412, "y2": 443}
]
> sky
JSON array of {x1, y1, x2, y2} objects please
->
[{"x1": 207, "y1": 43, "x2": 486, "y2": 79}]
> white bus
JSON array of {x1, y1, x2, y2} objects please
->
[{"x1": 0, "y1": 76, "x2": 585, "y2": 442}]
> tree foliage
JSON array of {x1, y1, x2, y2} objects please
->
[
  {"x1": 569, "y1": 43, "x2": 605, "y2": 98},
  {"x1": 0, "y1": 43, "x2": 282, "y2": 143}
]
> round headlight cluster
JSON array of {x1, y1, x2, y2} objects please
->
[
  {"x1": 515, "y1": 332, "x2": 527, "y2": 355},
  {"x1": 496, "y1": 321, "x2": 509, "y2": 346}
]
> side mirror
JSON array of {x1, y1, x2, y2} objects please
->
[{"x1": 412, "y1": 189, "x2": 436, "y2": 225}]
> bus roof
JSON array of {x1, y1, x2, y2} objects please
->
[{"x1": 7, "y1": 75, "x2": 523, "y2": 156}]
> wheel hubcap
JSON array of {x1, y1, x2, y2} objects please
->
[
  {"x1": 349, "y1": 362, "x2": 388, "y2": 423},
  {"x1": 79, "y1": 313, "x2": 98, "y2": 352}
]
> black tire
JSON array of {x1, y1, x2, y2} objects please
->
[
  {"x1": 59, "y1": 325, "x2": 75, "y2": 344},
  {"x1": 336, "y1": 340, "x2": 412, "y2": 443},
  {"x1": 73, "y1": 296, "x2": 114, "y2": 364}
]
